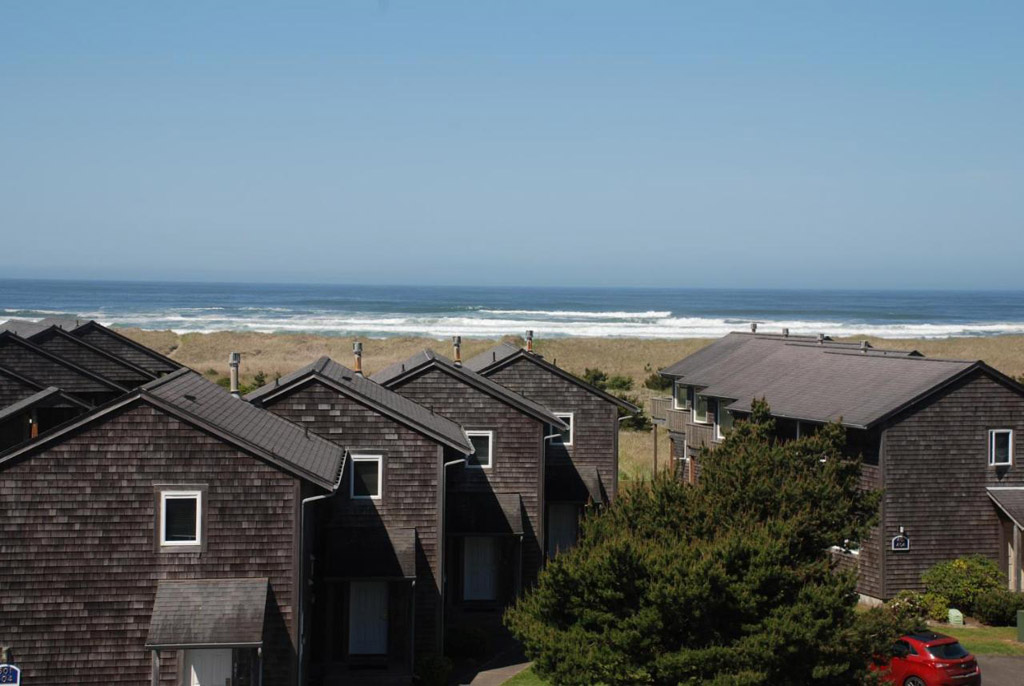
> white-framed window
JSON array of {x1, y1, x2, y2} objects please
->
[
  {"x1": 552, "y1": 413, "x2": 574, "y2": 446},
  {"x1": 160, "y1": 490, "x2": 202, "y2": 546},
  {"x1": 351, "y1": 454, "x2": 383, "y2": 499},
  {"x1": 466, "y1": 430, "x2": 494, "y2": 469},
  {"x1": 693, "y1": 393, "x2": 710, "y2": 424},
  {"x1": 673, "y1": 382, "x2": 691, "y2": 410},
  {"x1": 989, "y1": 430, "x2": 1014, "y2": 467},
  {"x1": 716, "y1": 403, "x2": 734, "y2": 439}
]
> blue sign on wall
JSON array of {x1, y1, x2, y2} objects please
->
[{"x1": 0, "y1": 665, "x2": 20, "y2": 685}]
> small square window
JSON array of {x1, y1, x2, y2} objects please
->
[
  {"x1": 989, "y1": 430, "x2": 1013, "y2": 466},
  {"x1": 160, "y1": 491, "x2": 201, "y2": 546},
  {"x1": 552, "y1": 413, "x2": 574, "y2": 446},
  {"x1": 467, "y1": 431, "x2": 493, "y2": 469},
  {"x1": 351, "y1": 455, "x2": 383, "y2": 499}
]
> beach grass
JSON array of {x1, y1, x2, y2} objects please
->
[{"x1": 122, "y1": 329, "x2": 1024, "y2": 484}]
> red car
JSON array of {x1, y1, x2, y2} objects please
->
[{"x1": 879, "y1": 631, "x2": 981, "y2": 686}]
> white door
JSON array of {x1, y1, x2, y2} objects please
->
[
  {"x1": 463, "y1": 536, "x2": 498, "y2": 601},
  {"x1": 185, "y1": 649, "x2": 232, "y2": 686},
  {"x1": 349, "y1": 580, "x2": 389, "y2": 655},
  {"x1": 548, "y1": 503, "x2": 580, "y2": 557}
]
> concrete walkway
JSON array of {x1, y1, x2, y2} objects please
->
[
  {"x1": 467, "y1": 658, "x2": 532, "y2": 685},
  {"x1": 453, "y1": 642, "x2": 531, "y2": 686}
]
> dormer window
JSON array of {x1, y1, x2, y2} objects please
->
[{"x1": 989, "y1": 430, "x2": 1013, "y2": 467}]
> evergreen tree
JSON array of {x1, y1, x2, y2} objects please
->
[{"x1": 506, "y1": 401, "x2": 894, "y2": 685}]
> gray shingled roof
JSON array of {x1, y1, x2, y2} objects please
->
[
  {"x1": 0, "y1": 369, "x2": 345, "y2": 489},
  {"x1": 661, "y1": 333, "x2": 980, "y2": 428},
  {"x1": 143, "y1": 369, "x2": 345, "y2": 489},
  {"x1": 247, "y1": 356, "x2": 472, "y2": 453},
  {"x1": 988, "y1": 489, "x2": 1024, "y2": 530},
  {"x1": 371, "y1": 350, "x2": 567, "y2": 428},
  {"x1": 0, "y1": 387, "x2": 88, "y2": 423},
  {"x1": 0, "y1": 331, "x2": 127, "y2": 396},
  {"x1": 465, "y1": 343, "x2": 640, "y2": 412},
  {"x1": 446, "y1": 492, "x2": 524, "y2": 535},
  {"x1": 146, "y1": 578, "x2": 268, "y2": 649}
]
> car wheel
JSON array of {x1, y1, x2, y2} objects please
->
[{"x1": 903, "y1": 678, "x2": 926, "y2": 686}]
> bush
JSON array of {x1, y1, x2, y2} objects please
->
[
  {"x1": 606, "y1": 374, "x2": 633, "y2": 391},
  {"x1": 643, "y1": 371, "x2": 672, "y2": 391},
  {"x1": 921, "y1": 555, "x2": 1004, "y2": 614},
  {"x1": 616, "y1": 393, "x2": 652, "y2": 432},
  {"x1": 506, "y1": 400, "x2": 887, "y2": 685},
  {"x1": 414, "y1": 653, "x2": 453, "y2": 686},
  {"x1": 973, "y1": 588, "x2": 1024, "y2": 626},
  {"x1": 884, "y1": 591, "x2": 949, "y2": 627}
]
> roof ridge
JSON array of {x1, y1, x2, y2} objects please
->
[{"x1": 0, "y1": 330, "x2": 128, "y2": 392}]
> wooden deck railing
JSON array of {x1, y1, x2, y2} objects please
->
[
  {"x1": 666, "y1": 409, "x2": 689, "y2": 433},
  {"x1": 649, "y1": 396, "x2": 671, "y2": 421}
]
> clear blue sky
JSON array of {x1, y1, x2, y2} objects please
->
[{"x1": 1, "y1": 2, "x2": 1021, "y2": 289}]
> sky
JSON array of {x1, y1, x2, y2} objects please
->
[{"x1": 1, "y1": 2, "x2": 1022, "y2": 289}]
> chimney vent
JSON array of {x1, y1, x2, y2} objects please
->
[
  {"x1": 452, "y1": 336, "x2": 462, "y2": 367},
  {"x1": 751, "y1": 322, "x2": 758, "y2": 333},
  {"x1": 353, "y1": 341, "x2": 364, "y2": 376},
  {"x1": 861, "y1": 340, "x2": 869, "y2": 353},
  {"x1": 526, "y1": 330, "x2": 534, "y2": 352},
  {"x1": 817, "y1": 333, "x2": 825, "y2": 345},
  {"x1": 228, "y1": 352, "x2": 241, "y2": 398},
  {"x1": 782, "y1": 328, "x2": 789, "y2": 337}
]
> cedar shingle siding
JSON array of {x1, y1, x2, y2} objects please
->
[
  {"x1": 261, "y1": 379, "x2": 447, "y2": 655},
  {"x1": 388, "y1": 367, "x2": 547, "y2": 586},
  {"x1": 0, "y1": 404, "x2": 300, "y2": 684},
  {"x1": 486, "y1": 356, "x2": 620, "y2": 499},
  {"x1": 877, "y1": 372, "x2": 1024, "y2": 595}
]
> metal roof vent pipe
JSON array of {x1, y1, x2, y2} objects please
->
[
  {"x1": 751, "y1": 322, "x2": 758, "y2": 333},
  {"x1": 526, "y1": 330, "x2": 534, "y2": 353},
  {"x1": 861, "y1": 340, "x2": 869, "y2": 354},
  {"x1": 228, "y1": 352, "x2": 241, "y2": 398},
  {"x1": 452, "y1": 336, "x2": 462, "y2": 367},
  {"x1": 817, "y1": 333, "x2": 825, "y2": 345},
  {"x1": 353, "y1": 341, "x2": 364, "y2": 376},
  {"x1": 782, "y1": 328, "x2": 789, "y2": 337}
]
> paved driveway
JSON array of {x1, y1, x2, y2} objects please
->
[{"x1": 977, "y1": 656, "x2": 1024, "y2": 686}]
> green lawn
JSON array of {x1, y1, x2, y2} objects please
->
[
  {"x1": 945, "y1": 623, "x2": 1024, "y2": 656},
  {"x1": 503, "y1": 667, "x2": 549, "y2": 685}
]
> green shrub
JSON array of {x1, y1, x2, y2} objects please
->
[
  {"x1": 616, "y1": 393, "x2": 652, "y2": 432},
  {"x1": 414, "y1": 653, "x2": 453, "y2": 686},
  {"x1": 581, "y1": 367, "x2": 608, "y2": 389},
  {"x1": 605, "y1": 374, "x2": 633, "y2": 391},
  {"x1": 921, "y1": 555, "x2": 1003, "y2": 613},
  {"x1": 973, "y1": 588, "x2": 1024, "y2": 626},
  {"x1": 884, "y1": 591, "x2": 948, "y2": 627},
  {"x1": 643, "y1": 371, "x2": 672, "y2": 391}
]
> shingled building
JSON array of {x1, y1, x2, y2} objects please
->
[{"x1": 653, "y1": 331, "x2": 1024, "y2": 600}]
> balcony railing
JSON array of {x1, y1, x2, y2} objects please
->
[
  {"x1": 666, "y1": 408, "x2": 689, "y2": 433},
  {"x1": 650, "y1": 396, "x2": 671, "y2": 422}
]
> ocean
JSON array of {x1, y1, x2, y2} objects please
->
[{"x1": 1, "y1": 279, "x2": 1023, "y2": 340}]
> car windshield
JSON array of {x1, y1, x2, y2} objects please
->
[{"x1": 927, "y1": 642, "x2": 969, "y2": 660}]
